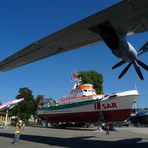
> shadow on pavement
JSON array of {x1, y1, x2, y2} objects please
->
[{"x1": 0, "y1": 132, "x2": 147, "y2": 148}]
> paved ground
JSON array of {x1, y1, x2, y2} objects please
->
[{"x1": 0, "y1": 126, "x2": 148, "y2": 148}]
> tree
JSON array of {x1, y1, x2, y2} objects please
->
[
  {"x1": 11, "y1": 87, "x2": 36, "y2": 123},
  {"x1": 79, "y1": 70, "x2": 103, "y2": 94},
  {"x1": 36, "y1": 95, "x2": 57, "y2": 108},
  {"x1": 36, "y1": 95, "x2": 45, "y2": 107}
]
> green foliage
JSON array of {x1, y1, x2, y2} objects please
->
[
  {"x1": 11, "y1": 87, "x2": 36, "y2": 123},
  {"x1": 79, "y1": 70, "x2": 103, "y2": 94},
  {"x1": 35, "y1": 95, "x2": 45, "y2": 111},
  {"x1": 36, "y1": 95, "x2": 44, "y2": 105}
]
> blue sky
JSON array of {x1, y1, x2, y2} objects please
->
[{"x1": 0, "y1": 0, "x2": 147, "y2": 108}]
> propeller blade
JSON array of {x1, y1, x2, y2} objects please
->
[
  {"x1": 118, "y1": 63, "x2": 132, "y2": 79},
  {"x1": 112, "y1": 60, "x2": 126, "y2": 70},
  {"x1": 133, "y1": 61, "x2": 144, "y2": 80},
  {"x1": 137, "y1": 60, "x2": 148, "y2": 71},
  {"x1": 138, "y1": 41, "x2": 148, "y2": 56}
]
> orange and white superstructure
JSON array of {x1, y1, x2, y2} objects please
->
[
  {"x1": 58, "y1": 73, "x2": 104, "y2": 105},
  {"x1": 37, "y1": 73, "x2": 139, "y2": 123},
  {"x1": 58, "y1": 84, "x2": 103, "y2": 105}
]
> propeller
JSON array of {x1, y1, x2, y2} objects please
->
[
  {"x1": 133, "y1": 61, "x2": 144, "y2": 80},
  {"x1": 118, "y1": 63, "x2": 132, "y2": 79},
  {"x1": 112, "y1": 42, "x2": 148, "y2": 80},
  {"x1": 137, "y1": 41, "x2": 148, "y2": 56},
  {"x1": 112, "y1": 60, "x2": 126, "y2": 70}
]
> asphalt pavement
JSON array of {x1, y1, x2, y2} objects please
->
[{"x1": 0, "y1": 126, "x2": 148, "y2": 148}]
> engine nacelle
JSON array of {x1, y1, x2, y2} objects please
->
[
  {"x1": 90, "y1": 21, "x2": 137, "y2": 62},
  {"x1": 98, "y1": 21, "x2": 119, "y2": 50}
]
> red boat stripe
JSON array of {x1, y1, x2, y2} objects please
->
[
  {"x1": 38, "y1": 109, "x2": 132, "y2": 122},
  {"x1": 97, "y1": 103, "x2": 100, "y2": 110},
  {"x1": 94, "y1": 103, "x2": 100, "y2": 110}
]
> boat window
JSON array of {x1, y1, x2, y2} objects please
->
[{"x1": 84, "y1": 90, "x2": 87, "y2": 92}]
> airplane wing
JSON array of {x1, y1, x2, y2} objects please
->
[
  {"x1": 0, "y1": 104, "x2": 14, "y2": 111},
  {"x1": 0, "y1": 104, "x2": 10, "y2": 110},
  {"x1": 0, "y1": 98, "x2": 24, "y2": 111},
  {"x1": 0, "y1": 0, "x2": 147, "y2": 71}
]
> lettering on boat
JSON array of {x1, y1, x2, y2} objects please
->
[{"x1": 102, "y1": 102, "x2": 117, "y2": 109}]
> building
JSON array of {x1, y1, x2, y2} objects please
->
[{"x1": 0, "y1": 111, "x2": 11, "y2": 126}]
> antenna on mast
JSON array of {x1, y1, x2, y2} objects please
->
[{"x1": 134, "y1": 83, "x2": 137, "y2": 90}]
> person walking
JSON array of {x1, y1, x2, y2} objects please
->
[
  {"x1": 13, "y1": 124, "x2": 22, "y2": 144},
  {"x1": 106, "y1": 124, "x2": 110, "y2": 135}
]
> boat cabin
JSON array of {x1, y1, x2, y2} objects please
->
[
  {"x1": 58, "y1": 84, "x2": 102, "y2": 105},
  {"x1": 69, "y1": 84, "x2": 96, "y2": 97}
]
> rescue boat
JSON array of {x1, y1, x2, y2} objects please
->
[{"x1": 37, "y1": 73, "x2": 139, "y2": 123}]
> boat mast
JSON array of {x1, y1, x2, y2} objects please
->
[{"x1": 71, "y1": 73, "x2": 81, "y2": 89}]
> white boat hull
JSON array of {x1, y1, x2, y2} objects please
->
[{"x1": 38, "y1": 90, "x2": 139, "y2": 122}]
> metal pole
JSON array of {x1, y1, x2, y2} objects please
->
[{"x1": 4, "y1": 109, "x2": 9, "y2": 126}]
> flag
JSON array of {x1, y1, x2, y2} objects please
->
[{"x1": 72, "y1": 72, "x2": 80, "y2": 79}]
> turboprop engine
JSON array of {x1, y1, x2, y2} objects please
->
[{"x1": 90, "y1": 21, "x2": 148, "y2": 80}]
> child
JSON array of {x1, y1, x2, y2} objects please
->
[{"x1": 13, "y1": 124, "x2": 22, "y2": 144}]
